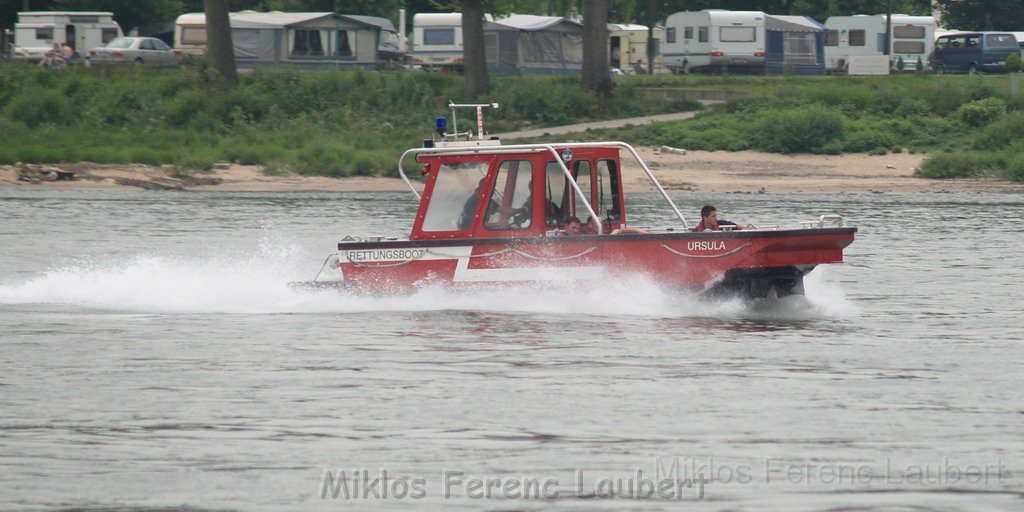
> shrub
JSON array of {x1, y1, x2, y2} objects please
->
[
  {"x1": 915, "y1": 152, "x2": 1003, "y2": 179},
  {"x1": 955, "y1": 97, "x2": 1007, "y2": 127},
  {"x1": 754, "y1": 105, "x2": 844, "y2": 153},
  {"x1": 972, "y1": 112, "x2": 1024, "y2": 149},
  {"x1": 1006, "y1": 53, "x2": 1023, "y2": 74},
  {"x1": 4, "y1": 90, "x2": 72, "y2": 127}
]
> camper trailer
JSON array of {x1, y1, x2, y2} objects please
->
[
  {"x1": 410, "y1": 12, "x2": 464, "y2": 69},
  {"x1": 608, "y1": 23, "x2": 664, "y2": 73},
  {"x1": 823, "y1": 15, "x2": 935, "y2": 73},
  {"x1": 662, "y1": 10, "x2": 766, "y2": 74},
  {"x1": 13, "y1": 11, "x2": 122, "y2": 61}
]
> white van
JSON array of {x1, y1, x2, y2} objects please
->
[
  {"x1": 662, "y1": 10, "x2": 766, "y2": 74},
  {"x1": 823, "y1": 15, "x2": 935, "y2": 73},
  {"x1": 410, "y1": 12, "x2": 464, "y2": 69},
  {"x1": 13, "y1": 11, "x2": 122, "y2": 61}
]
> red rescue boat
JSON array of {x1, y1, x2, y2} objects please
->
[{"x1": 309, "y1": 102, "x2": 856, "y2": 300}]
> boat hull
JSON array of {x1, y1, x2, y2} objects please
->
[{"x1": 334, "y1": 228, "x2": 856, "y2": 299}]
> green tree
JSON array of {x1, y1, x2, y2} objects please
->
[
  {"x1": 55, "y1": 0, "x2": 184, "y2": 33},
  {"x1": 934, "y1": 0, "x2": 1024, "y2": 31}
]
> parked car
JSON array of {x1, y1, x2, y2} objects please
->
[
  {"x1": 931, "y1": 32, "x2": 1022, "y2": 74},
  {"x1": 87, "y1": 37, "x2": 177, "y2": 66}
]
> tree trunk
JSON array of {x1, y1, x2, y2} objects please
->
[
  {"x1": 581, "y1": 0, "x2": 613, "y2": 96},
  {"x1": 461, "y1": 0, "x2": 489, "y2": 98},
  {"x1": 204, "y1": 0, "x2": 237, "y2": 85}
]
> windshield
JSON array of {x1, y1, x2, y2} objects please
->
[{"x1": 104, "y1": 38, "x2": 134, "y2": 49}]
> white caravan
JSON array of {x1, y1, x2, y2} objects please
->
[
  {"x1": 608, "y1": 23, "x2": 665, "y2": 73},
  {"x1": 824, "y1": 15, "x2": 936, "y2": 72},
  {"x1": 662, "y1": 10, "x2": 766, "y2": 74},
  {"x1": 13, "y1": 11, "x2": 122, "y2": 61},
  {"x1": 411, "y1": 12, "x2": 464, "y2": 69}
]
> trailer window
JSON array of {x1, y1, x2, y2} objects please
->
[
  {"x1": 893, "y1": 25, "x2": 925, "y2": 39},
  {"x1": 684, "y1": 27, "x2": 692, "y2": 40},
  {"x1": 69, "y1": 16, "x2": 99, "y2": 23},
  {"x1": 665, "y1": 27, "x2": 675, "y2": 44},
  {"x1": 848, "y1": 29, "x2": 865, "y2": 47},
  {"x1": 425, "y1": 162, "x2": 489, "y2": 232},
  {"x1": 784, "y1": 33, "x2": 818, "y2": 65},
  {"x1": 334, "y1": 30, "x2": 353, "y2": 57},
  {"x1": 698, "y1": 26, "x2": 708, "y2": 43},
  {"x1": 893, "y1": 41, "x2": 925, "y2": 54},
  {"x1": 423, "y1": 28, "x2": 455, "y2": 46},
  {"x1": 180, "y1": 27, "x2": 206, "y2": 45},
  {"x1": 292, "y1": 29, "x2": 325, "y2": 56},
  {"x1": 825, "y1": 29, "x2": 838, "y2": 46},
  {"x1": 720, "y1": 26, "x2": 755, "y2": 43},
  {"x1": 35, "y1": 28, "x2": 53, "y2": 40}
]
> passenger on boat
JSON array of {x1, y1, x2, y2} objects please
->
[
  {"x1": 458, "y1": 178, "x2": 497, "y2": 229},
  {"x1": 695, "y1": 205, "x2": 747, "y2": 232},
  {"x1": 562, "y1": 216, "x2": 582, "y2": 235}
]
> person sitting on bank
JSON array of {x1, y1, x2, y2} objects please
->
[{"x1": 695, "y1": 205, "x2": 747, "y2": 232}]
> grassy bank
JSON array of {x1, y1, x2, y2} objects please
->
[
  {"x1": 1, "y1": 64, "x2": 1022, "y2": 182},
  {"x1": 0, "y1": 63, "x2": 697, "y2": 177},
  {"x1": 585, "y1": 74, "x2": 1024, "y2": 182}
]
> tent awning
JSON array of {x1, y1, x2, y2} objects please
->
[{"x1": 766, "y1": 15, "x2": 825, "y2": 33}]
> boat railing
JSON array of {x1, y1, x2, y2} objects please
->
[{"x1": 397, "y1": 141, "x2": 690, "y2": 233}]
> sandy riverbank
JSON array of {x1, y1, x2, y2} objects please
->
[{"x1": 2, "y1": 148, "x2": 1022, "y2": 194}]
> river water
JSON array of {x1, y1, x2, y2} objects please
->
[{"x1": 0, "y1": 189, "x2": 1021, "y2": 511}]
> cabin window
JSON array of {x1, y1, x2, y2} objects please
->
[
  {"x1": 965, "y1": 35, "x2": 980, "y2": 47},
  {"x1": 140, "y1": 39, "x2": 156, "y2": 50},
  {"x1": 485, "y1": 160, "x2": 533, "y2": 231},
  {"x1": 102, "y1": 28, "x2": 120, "y2": 43},
  {"x1": 334, "y1": 29, "x2": 354, "y2": 57},
  {"x1": 291, "y1": 29, "x2": 325, "y2": 56},
  {"x1": 425, "y1": 162, "x2": 489, "y2": 232},
  {"x1": 935, "y1": 37, "x2": 949, "y2": 49},
  {"x1": 573, "y1": 160, "x2": 593, "y2": 222},
  {"x1": 666, "y1": 27, "x2": 676, "y2": 44},
  {"x1": 783, "y1": 33, "x2": 817, "y2": 65},
  {"x1": 180, "y1": 27, "x2": 206, "y2": 45},
  {"x1": 893, "y1": 26, "x2": 925, "y2": 39},
  {"x1": 544, "y1": 161, "x2": 570, "y2": 227},
  {"x1": 893, "y1": 41, "x2": 925, "y2": 54},
  {"x1": 423, "y1": 28, "x2": 455, "y2": 46},
  {"x1": 824, "y1": 29, "x2": 839, "y2": 46},
  {"x1": 684, "y1": 27, "x2": 693, "y2": 40},
  {"x1": 720, "y1": 26, "x2": 755, "y2": 43},
  {"x1": 986, "y1": 34, "x2": 1018, "y2": 48},
  {"x1": 596, "y1": 159, "x2": 620, "y2": 224},
  {"x1": 698, "y1": 26, "x2": 708, "y2": 43},
  {"x1": 848, "y1": 29, "x2": 865, "y2": 47},
  {"x1": 35, "y1": 28, "x2": 53, "y2": 40}
]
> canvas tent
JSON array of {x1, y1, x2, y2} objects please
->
[
  {"x1": 484, "y1": 14, "x2": 583, "y2": 75},
  {"x1": 764, "y1": 15, "x2": 826, "y2": 75},
  {"x1": 175, "y1": 11, "x2": 399, "y2": 69}
]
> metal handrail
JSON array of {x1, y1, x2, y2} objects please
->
[{"x1": 397, "y1": 141, "x2": 690, "y2": 232}]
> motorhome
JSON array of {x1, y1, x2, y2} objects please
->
[
  {"x1": 410, "y1": 12, "x2": 464, "y2": 69},
  {"x1": 662, "y1": 10, "x2": 766, "y2": 74},
  {"x1": 608, "y1": 23, "x2": 664, "y2": 73},
  {"x1": 13, "y1": 11, "x2": 122, "y2": 61},
  {"x1": 823, "y1": 15, "x2": 935, "y2": 73}
]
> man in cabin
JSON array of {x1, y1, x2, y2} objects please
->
[
  {"x1": 458, "y1": 178, "x2": 496, "y2": 230},
  {"x1": 695, "y1": 205, "x2": 747, "y2": 232}
]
